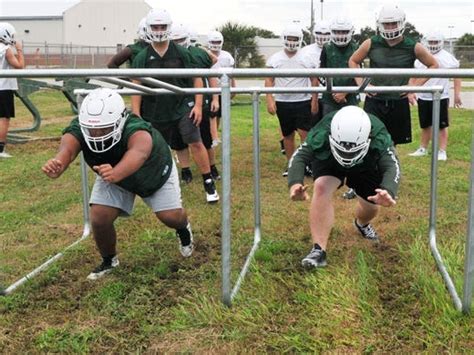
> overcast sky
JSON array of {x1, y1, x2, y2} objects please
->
[{"x1": 0, "y1": 0, "x2": 472, "y2": 38}]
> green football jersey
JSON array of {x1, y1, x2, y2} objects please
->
[
  {"x1": 63, "y1": 113, "x2": 173, "y2": 197},
  {"x1": 132, "y1": 41, "x2": 198, "y2": 126},
  {"x1": 368, "y1": 35, "x2": 417, "y2": 100},
  {"x1": 126, "y1": 40, "x2": 149, "y2": 67},
  {"x1": 321, "y1": 41, "x2": 359, "y2": 106},
  {"x1": 288, "y1": 110, "x2": 400, "y2": 198}
]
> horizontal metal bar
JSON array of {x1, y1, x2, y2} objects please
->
[
  {"x1": 138, "y1": 77, "x2": 186, "y2": 94},
  {"x1": 0, "y1": 68, "x2": 473, "y2": 79},
  {"x1": 97, "y1": 77, "x2": 159, "y2": 95},
  {"x1": 74, "y1": 85, "x2": 446, "y2": 96}
]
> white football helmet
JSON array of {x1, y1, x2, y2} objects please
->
[
  {"x1": 282, "y1": 25, "x2": 303, "y2": 52},
  {"x1": 188, "y1": 28, "x2": 199, "y2": 47},
  {"x1": 377, "y1": 4, "x2": 406, "y2": 40},
  {"x1": 207, "y1": 30, "x2": 224, "y2": 51},
  {"x1": 79, "y1": 88, "x2": 127, "y2": 153},
  {"x1": 313, "y1": 20, "x2": 331, "y2": 47},
  {"x1": 0, "y1": 22, "x2": 16, "y2": 45},
  {"x1": 170, "y1": 23, "x2": 190, "y2": 48},
  {"x1": 145, "y1": 8, "x2": 172, "y2": 43},
  {"x1": 137, "y1": 17, "x2": 150, "y2": 43},
  {"x1": 423, "y1": 31, "x2": 444, "y2": 54},
  {"x1": 330, "y1": 16, "x2": 354, "y2": 46},
  {"x1": 329, "y1": 106, "x2": 371, "y2": 168}
]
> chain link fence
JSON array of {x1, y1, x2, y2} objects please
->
[
  {"x1": 22, "y1": 42, "x2": 119, "y2": 68},
  {"x1": 20, "y1": 41, "x2": 474, "y2": 69}
]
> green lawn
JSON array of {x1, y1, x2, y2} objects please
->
[{"x1": 1, "y1": 91, "x2": 473, "y2": 352}]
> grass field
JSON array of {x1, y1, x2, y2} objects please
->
[{"x1": 1, "y1": 90, "x2": 473, "y2": 352}]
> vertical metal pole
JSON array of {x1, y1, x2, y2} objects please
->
[
  {"x1": 77, "y1": 94, "x2": 91, "y2": 236},
  {"x1": 462, "y1": 119, "x2": 474, "y2": 313},
  {"x1": 429, "y1": 90, "x2": 462, "y2": 310},
  {"x1": 252, "y1": 92, "x2": 261, "y2": 240},
  {"x1": 221, "y1": 74, "x2": 232, "y2": 306},
  {"x1": 229, "y1": 91, "x2": 262, "y2": 300},
  {"x1": 429, "y1": 91, "x2": 441, "y2": 219}
]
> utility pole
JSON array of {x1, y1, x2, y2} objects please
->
[
  {"x1": 321, "y1": 0, "x2": 324, "y2": 20},
  {"x1": 310, "y1": 0, "x2": 315, "y2": 44}
]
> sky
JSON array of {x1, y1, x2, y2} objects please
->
[{"x1": 0, "y1": 0, "x2": 472, "y2": 39}]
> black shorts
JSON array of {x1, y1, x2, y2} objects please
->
[
  {"x1": 312, "y1": 158, "x2": 382, "y2": 203},
  {"x1": 171, "y1": 108, "x2": 212, "y2": 150},
  {"x1": 0, "y1": 90, "x2": 15, "y2": 118},
  {"x1": 417, "y1": 98, "x2": 449, "y2": 129},
  {"x1": 276, "y1": 100, "x2": 313, "y2": 137},
  {"x1": 364, "y1": 96, "x2": 411, "y2": 145}
]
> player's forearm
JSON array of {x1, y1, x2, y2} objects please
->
[
  {"x1": 378, "y1": 147, "x2": 401, "y2": 199},
  {"x1": 287, "y1": 143, "x2": 313, "y2": 188},
  {"x1": 454, "y1": 78, "x2": 461, "y2": 97},
  {"x1": 112, "y1": 150, "x2": 148, "y2": 182},
  {"x1": 193, "y1": 78, "x2": 203, "y2": 107}
]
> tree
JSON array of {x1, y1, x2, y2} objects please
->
[
  {"x1": 404, "y1": 22, "x2": 422, "y2": 42},
  {"x1": 456, "y1": 33, "x2": 474, "y2": 46},
  {"x1": 216, "y1": 22, "x2": 275, "y2": 68},
  {"x1": 353, "y1": 26, "x2": 376, "y2": 44}
]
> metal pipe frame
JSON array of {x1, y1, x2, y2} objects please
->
[
  {"x1": 1, "y1": 68, "x2": 473, "y2": 314},
  {"x1": 1, "y1": 94, "x2": 90, "y2": 295}
]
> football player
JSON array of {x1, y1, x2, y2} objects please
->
[
  {"x1": 42, "y1": 88, "x2": 195, "y2": 279},
  {"x1": 409, "y1": 31, "x2": 462, "y2": 161},
  {"x1": 288, "y1": 106, "x2": 400, "y2": 269}
]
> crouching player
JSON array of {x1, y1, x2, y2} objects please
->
[{"x1": 42, "y1": 88, "x2": 194, "y2": 280}]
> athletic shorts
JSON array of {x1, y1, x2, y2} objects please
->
[
  {"x1": 275, "y1": 100, "x2": 313, "y2": 137},
  {"x1": 89, "y1": 162, "x2": 182, "y2": 217},
  {"x1": 364, "y1": 96, "x2": 411, "y2": 145},
  {"x1": 417, "y1": 98, "x2": 449, "y2": 129},
  {"x1": 0, "y1": 90, "x2": 15, "y2": 118},
  {"x1": 312, "y1": 158, "x2": 382, "y2": 203},
  {"x1": 156, "y1": 111, "x2": 202, "y2": 150},
  {"x1": 172, "y1": 107, "x2": 212, "y2": 150}
]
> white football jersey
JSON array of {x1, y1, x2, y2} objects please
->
[
  {"x1": 212, "y1": 50, "x2": 235, "y2": 69},
  {"x1": 415, "y1": 49, "x2": 460, "y2": 100},
  {"x1": 266, "y1": 49, "x2": 314, "y2": 102},
  {"x1": 211, "y1": 50, "x2": 235, "y2": 85},
  {"x1": 0, "y1": 43, "x2": 18, "y2": 90},
  {"x1": 300, "y1": 43, "x2": 322, "y2": 69}
]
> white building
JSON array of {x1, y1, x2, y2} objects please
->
[{"x1": 0, "y1": 0, "x2": 151, "y2": 47}]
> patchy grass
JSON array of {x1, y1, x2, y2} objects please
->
[{"x1": 1, "y1": 92, "x2": 473, "y2": 352}]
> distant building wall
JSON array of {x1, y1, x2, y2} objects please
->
[
  {"x1": 63, "y1": 0, "x2": 151, "y2": 46},
  {"x1": 0, "y1": 17, "x2": 63, "y2": 44}
]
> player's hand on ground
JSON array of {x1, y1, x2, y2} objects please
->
[
  {"x1": 290, "y1": 183, "x2": 309, "y2": 201},
  {"x1": 367, "y1": 188, "x2": 396, "y2": 207},
  {"x1": 93, "y1": 164, "x2": 118, "y2": 183},
  {"x1": 189, "y1": 106, "x2": 202, "y2": 126},
  {"x1": 42, "y1": 158, "x2": 63, "y2": 178}
]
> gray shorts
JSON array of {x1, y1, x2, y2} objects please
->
[{"x1": 89, "y1": 162, "x2": 183, "y2": 217}]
